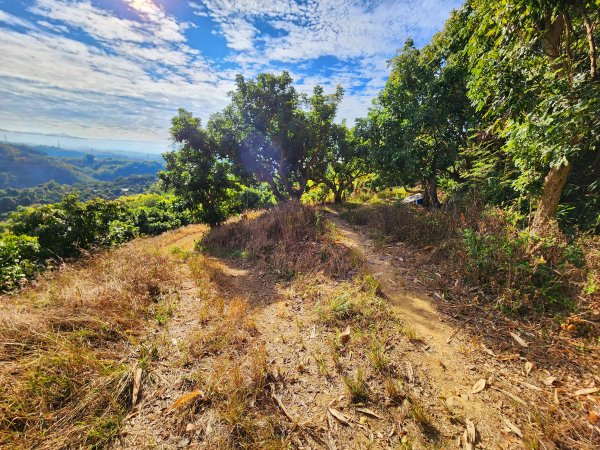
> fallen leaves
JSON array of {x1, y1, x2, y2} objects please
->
[
  {"x1": 169, "y1": 390, "x2": 203, "y2": 411},
  {"x1": 132, "y1": 367, "x2": 143, "y2": 406},
  {"x1": 573, "y1": 387, "x2": 599, "y2": 396},
  {"x1": 447, "y1": 330, "x2": 459, "y2": 344},
  {"x1": 503, "y1": 417, "x2": 523, "y2": 438},
  {"x1": 543, "y1": 376, "x2": 557, "y2": 386},
  {"x1": 524, "y1": 361, "x2": 533, "y2": 375},
  {"x1": 509, "y1": 332, "x2": 528, "y2": 348},
  {"x1": 481, "y1": 344, "x2": 496, "y2": 357},
  {"x1": 328, "y1": 407, "x2": 351, "y2": 426},
  {"x1": 471, "y1": 378, "x2": 486, "y2": 394},
  {"x1": 405, "y1": 361, "x2": 414, "y2": 383},
  {"x1": 355, "y1": 407, "x2": 382, "y2": 419},
  {"x1": 517, "y1": 380, "x2": 542, "y2": 392},
  {"x1": 461, "y1": 419, "x2": 477, "y2": 449}
]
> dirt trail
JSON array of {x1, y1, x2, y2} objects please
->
[
  {"x1": 112, "y1": 217, "x2": 555, "y2": 449},
  {"x1": 327, "y1": 213, "x2": 511, "y2": 443}
]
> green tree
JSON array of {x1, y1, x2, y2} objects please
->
[
  {"x1": 208, "y1": 72, "x2": 341, "y2": 201},
  {"x1": 465, "y1": 0, "x2": 600, "y2": 234},
  {"x1": 316, "y1": 124, "x2": 369, "y2": 203},
  {"x1": 367, "y1": 37, "x2": 472, "y2": 206},
  {"x1": 160, "y1": 109, "x2": 238, "y2": 226}
]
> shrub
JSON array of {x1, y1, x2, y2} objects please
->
[
  {"x1": 343, "y1": 200, "x2": 594, "y2": 316},
  {"x1": 0, "y1": 234, "x2": 42, "y2": 291},
  {"x1": 2, "y1": 193, "x2": 191, "y2": 292}
]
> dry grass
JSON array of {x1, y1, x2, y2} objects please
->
[
  {"x1": 178, "y1": 269, "x2": 290, "y2": 449},
  {"x1": 0, "y1": 234, "x2": 185, "y2": 449},
  {"x1": 200, "y1": 202, "x2": 357, "y2": 278},
  {"x1": 340, "y1": 202, "x2": 599, "y2": 448},
  {"x1": 341, "y1": 202, "x2": 461, "y2": 249}
]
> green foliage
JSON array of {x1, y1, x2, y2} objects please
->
[
  {"x1": 9, "y1": 194, "x2": 133, "y2": 258},
  {"x1": 0, "y1": 234, "x2": 42, "y2": 291},
  {"x1": 0, "y1": 175, "x2": 159, "y2": 219},
  {"x1": 229, "y1": 185, "x2": 276, "y2": 213},
  {"x1": 362, "y1": 33, "x2": 473, "y2": 206},
  {"x1": 160, "y1": 109, "x2": 239, "y2": 226},
  {"x1": 1, "y1": 193, "x2": 189, "y2": 292},
  {"x1": 167, "y1": 72, "x2": 355, "y2": 212},
  {"x1": 459, "y1": 211, "x2": 585, "y2": 313},
  {"x1": 461, "y1": 0, "x2": 600, "y2": 228},
  {"x1": 209, "y1": 72, "x2": 315, "y2": 201},
  {"x1": 0, "y1": 143, "x2": 163, "y2": 191}
]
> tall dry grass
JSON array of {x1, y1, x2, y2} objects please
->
[
  {"x1": 200, "y1": 202, "x2": 357, "y2": 278},
  {"x1": 0, "y1": 236, "x2": 184, "y2": 449},
  {"x1": 342, "y1": 200, "x2": 599, "y2": 323}
]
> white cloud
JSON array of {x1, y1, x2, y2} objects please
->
[
  {"x1": 0, "y1": 0, "x2": 460, "y2": 149},
  {"x1": 0, "y1": 0, "x2": 233, "y2": 143},
  {"x1": 0, "y1": 10, "x2": 35, "y2": 29},
  {"x1": 37, "y1": 19, "x2": 69, "y2": 33},
  {"x1": 198, "y1": 0, "x2": 461, "y2": 122}
]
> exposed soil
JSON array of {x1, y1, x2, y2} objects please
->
[{"x1": 111, "y1": 213, "x2": 599, "y2": 449}]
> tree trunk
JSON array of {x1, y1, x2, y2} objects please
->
[
  {"x1": 421, "y1": 179, "x2": 431, "y2": 208},
  {"x1": 427, "y1": 177, "x2": 440, "y2": 208},
  {"x1": 531, "y1": 163, "x2": 571, "y2": 235},
  {"x1": 333, "y1": 189, "x2": 343, "y2": 204},
  {"x1": 529, "y1": 12, "x2": 569, "y2": 235}
]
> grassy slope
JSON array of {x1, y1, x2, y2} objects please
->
[
  {"x1": 0, "y1": 225, "x2": 206, "y2": 448},
  {"x1": 1, "y1": 204, "x2": 598, "y2": 449}
]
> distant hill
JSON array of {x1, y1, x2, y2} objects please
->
[
  {"x1": 0, "y1": 143, "x2": 92, "y2": 188},
  {"x1": 31, "y1": 144, "x2": 164, "y2": 162},
  {"x1": 0, "y1": 143, "x2": 164, "y2": 189}
]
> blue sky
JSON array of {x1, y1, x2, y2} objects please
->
[{"x1": 0, "y1": 0, "x2": 461, "y2": 154}]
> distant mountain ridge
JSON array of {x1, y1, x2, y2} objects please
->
[
  {"x1": 0, "y1": 143, "x2": 92, "y2": 188},
  {"x1": 31, "y1": 144, "x2": 164, "y2": 162},
  {"x1": 0, "y1": 143, "x2": 164, "y2": 189}
]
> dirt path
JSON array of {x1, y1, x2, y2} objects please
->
[
  {"x1": 326, "y1": 213, "x2": 514, "y2": 445},
  {"x1": 110, "y1": 216, "x2": 578, "y2": 449}
]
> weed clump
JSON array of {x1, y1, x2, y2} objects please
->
[
  {"x1": 200, "y1": 202, "x2": 357, "y2": 278},
  {"x1": 316, "y1": 275, "x2": 388, "y2": 327}
]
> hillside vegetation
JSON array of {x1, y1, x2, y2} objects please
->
[
  {"x1": 1, "y1": 1, "x2": 599, "y2": 448},
  {"x1": 0, "y1": 143, "x2": 165, "y2": 216},
  {"x1": 0, "y1": 143, "x2": 92, "y2": 188},
  {"x1": 0, "y1": 143, "x2": 164, "y2": 190}
]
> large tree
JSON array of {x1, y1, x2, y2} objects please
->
[
  {"x1": 367, "y1": 37, "x2": 472, "y2": 206},
  {"x1": 465, "y1": 0, "x2": 600, "y2": 234},
  {"x1": 209, "y1": 72, "x2": 317, "y2": 201}
]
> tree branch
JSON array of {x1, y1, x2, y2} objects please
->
[{"x1": 583, "y1": 12, "x2": 598, "y2": 79}]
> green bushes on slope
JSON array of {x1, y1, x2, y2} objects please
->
[{"x1": 0, "y1": 193, "x2": 190, "y2": 292}]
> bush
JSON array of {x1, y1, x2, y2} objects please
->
[
  {"x1": 457, "y1": 210, "x2": 587, "y2": 313},
  {"x1": 343, "y1": 201, "x2": 593, "y2": 316},
  {"x1": 0, "y1": 234, "x2": 42, "y2": 291},
  {"x1": 2, "y1": 193, "x2": 192, "y2": 292}
]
